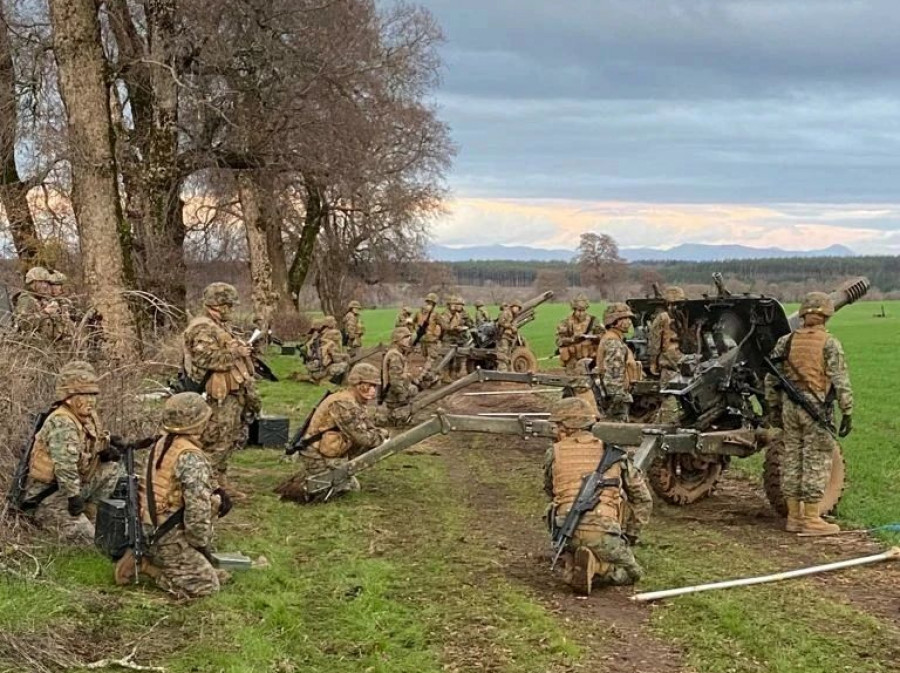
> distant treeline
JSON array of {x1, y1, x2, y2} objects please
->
[{"x1": 445, "y1": 256, "x2": 900, "y2": 292}]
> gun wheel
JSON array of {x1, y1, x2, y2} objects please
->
[
  {"x1": 648, "y1": 454, "x2": 726, "y2": 505},
  {"x1": 510, "y1": 346, "x2": 538, "y2": 373},
  {"x1": 762, "y1": 439, "x2": 845, "y2": 516}
]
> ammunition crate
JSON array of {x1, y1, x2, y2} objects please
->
[
  {"x1": 281, "y1": 345, "x2": 297, "y2": 355},
  {"x1": 249, "y1": 416, "x2": 290, "y2": 448},
  {"x1": 95, "y1": 498, "x2": 130, "y2": 560}
]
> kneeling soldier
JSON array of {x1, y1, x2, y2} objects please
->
[
  {"x1": 20, "y1": 361, "x2": 121, "y2": 544},
  {"x1": 544, "y1": 398, "x2": 652, "y2": 594}
]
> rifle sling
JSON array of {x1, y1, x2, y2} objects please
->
[{"x1": 296, "y1": 426, "x2": 339, "y2": 455}]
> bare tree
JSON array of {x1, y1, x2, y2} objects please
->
[
  {"x1": 48, "y1": 0, "x2": 139, "y2": 361},
  {"x1": 576, "y1": 232, "x2": 626, "y2": 299}
]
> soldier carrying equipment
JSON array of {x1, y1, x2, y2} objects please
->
[{"x1": 286, "y1": 390, "x2": 334, "y2": 456}]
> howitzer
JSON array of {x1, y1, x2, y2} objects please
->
[
  {"x1": 331, "y1": 343, "x2": 387, "y2": 384},
  {"x1": 550, "y1": 443, "x2": 627, "y2": 570}
]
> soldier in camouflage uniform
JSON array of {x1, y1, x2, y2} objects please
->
[
  {"x1": 15, "y1": 266, "x2": 74, "y2": 344},
  {"x1": 556, "y1": 294, "x2": 603, "y2": 373},
  {"x1": 342, "y1": 301, "x2": 365, "y2": 358},
  {"x1": 543, "y1": 398, "x2": 652, "y2": 594},
  {"x1": 595, "y1": 303, "x2": 642, "y2": 421},
  {"x1": 412, "y1": 293, "x2": 442, "y2": 372},
  {"x1": 395, "y1": 306, "x2": 414, "y2": 329},
  {"x1": 381, "y1": 326, "x2": 421, "y2": 423},
  {"x1": 765, "y1": 292, "x2": 853, "y2": 536},
  {"x1": 182, "y1": 283, "x2": 261, "y2": 498},
  {"x1": 124, "y1": 393, "x2": 229, "y2": 598},
  {"x1": 495, "y1": 300, "x2": 521, "y2": 372},
  {"x1": 277, "y1": 363, "x2": 388, "y2": 502},
  {"x1": 649, "y1": 287, "x2": 686, "y2": 423},
  {"x1": 21, "y1": 361, "x2": 121, "y2": 544},
  {"x1": 439, "y1": 295, "x2": 474, "y2": 381},
  {"x1": 473, "y1": 301, "x2": 490, "y2": 327}
]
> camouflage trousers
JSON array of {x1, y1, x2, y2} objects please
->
[
  {"x1": 574, "y1": 531, "x2": 643, "y2": 586},
  {"x1": 603, "y1": 394, "x2": 631, "y2": 422},
  {"x1": 201, "y1": 391, "x2": 257, "y2": 483},
  {"x1": 146, "y1": 529, "x2": 220, "y2": 599},
  {"x1": 28, "y1": 462, "x2": 122, "y2": 545},
  {"x1": 495, "y1": 337, "x2": 514, "y2": 372},
  {"x1": 781, "y1": 396, "x2": 837, "y2": 501}
]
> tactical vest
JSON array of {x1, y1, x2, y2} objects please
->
[
  {"x1": 552, "y1": 433, "x2": 624, "y2": 535},
  {"x1": 414, "y1": 309, "x2": 442, "y2": 342},
  {"x1": 140, "y1": 435, "x2": 205, "y2": 527},
  {"x1": 497, "y1": 309, "x2": 517, "y2": 339},
  {"x1": 382, "y1": 348, "x2": 407, "y2": 387},
  {"x1": 303, "y1": 389, "x2": 357, "y2": 459},
  {"x1": 787, "y1": 326, "x2": 830, "y2": 397},
  {"x1": 595, "y1": 331, "x2": 642, "y2": 387},
  {"x1": 183, "y1": 315, "x2": 254, "y2": 401},
  {"x1": 29, "y1": 405, "x2": 102, "y2": 484}
]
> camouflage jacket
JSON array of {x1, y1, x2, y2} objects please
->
[
  {"x1": 596, "y1": 329, "x2": 638, "y2": 404},
  {"x1": 183, "y1": 313, "x2": 256, "y2": 400},
  {"x1": 556, "y1": 313, "x2": 602, "y2": 360},
  {"x1": 305, "y1": 389, "x2": 385, "y2": 458},
  {"x1": 395, "y1": 311, "x2": 414, "y2": 328},
  {"x1": 342, "y1": 311, "x2": 364, "y2": 346},
  {"x1": 413, "y1": 306, "x2": 442, "y2": 342},
  {"x1": 175, "y1": 447, "x2": 215, "y2": 548},
  {"x1": 474, "y1": 308, "x2": 490, "y2": 326},
  {"x1": 440, "y1": 309, "x2": 473, "y2": 345},
  {"x1": 15, "y1": 292, "x2": 74, "y2": 342},
  {"x1": 382, "y1": 347, "x2": 417, "y2": 405},
  {"x1": 27, "y1": 404, "x2": 104, "y2": 498},
  {"x1": 496, "y1": 308, "x2": 517, "y2": 340},
  {"x1": 648, "y1": 310, "x2": 682, "y2": 370}
]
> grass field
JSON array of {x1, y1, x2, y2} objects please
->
[{"x1": 1, "y1": 299, "x2": 898, "y2": 672}]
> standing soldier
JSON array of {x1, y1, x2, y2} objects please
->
[
  {"x1": 440, "y1": 295, "x2": 474, "y2": 381},
  {"x1": 544, "y1": 398, "x2": 652, "y2": 594},
  {"x1": 276, "y1": 363, "x2": 389, "y2": 502},
  {"x1": 473, "y1": 300, "x2": 490, "y2": 327},
  {"x1": 395, "y1": 306, "x2": 414, "y2": 329},
  {"x1": 380, "y1": 326, "x2": 421, "y2": 422},
  {"x1": 118, "y1": 392, "x2": 229, "y2": 598},
  {"x1": 495, "y1": 300, "x2": 521, "y2": 372},
  {"x1": 648, "y1": 287, "x2": 685, "y2": 382},
  {"x1": 595, "y1": 303, "x2": 641, "y2": 421},
  {"x1": 412, "y1": 293, "x2": 442, "y2": 372},
  {"x1": 342, "y1": 301, "x2": 365, "y2": 358},
  {"x1": 766, "y1": 292, "x2": 853, "y2": 536},
  {"x1": 182, "y1": 282, "x2": 261, "y2": 499},
  {"x1": 556, "y1": 294, "x2": 603, "y2": 373},
  {"x1": 18, "y1": 361, "x2": 121, "y2": 544}
]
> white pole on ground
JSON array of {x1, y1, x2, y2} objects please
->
[{"x1": 632, "y1": 547, "x2": 900, "y2": 603}]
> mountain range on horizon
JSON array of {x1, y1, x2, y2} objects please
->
[{"x1": 428, "y1": 242, "x2": 857, "y2": 263}]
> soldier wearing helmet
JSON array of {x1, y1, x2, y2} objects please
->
[
  {"x1": 648, "y1": 287, "x2": 686, "y2": 382},
  {"x1": 473, "y1": 300, "x2": 490, "y2": 327},
  {"x1": 543, "y1": 398, "x2": 652, "y2": 595},
  {"x1": 493, "y1": 299, "x2": 522, "y2": 372},
  {"x1": 412, "y1": 293, "x2": 443, "y2": 373},
  {"x1": 438, "y1": 295, "x2": 473, "y2": 381},
  {"x1": 341, "y1": 300, "x2": 366, "y2": 358},
  {"x1": 381, "y1": 326, "x2": 423, "y2": 421},
  {"x1": 278, "y1": 363, "x2": 388, "y2": 502},
  {"x1": 182, "y1": 282, "x2": 261, "y2": 499},
  {"x1": 115, "y1": 392, "x2": 228, "y2": 597},
  {"x1": 595, "y1": 303, "x2": 642, "y2": 421},
  {"x1": 395, "y1": 305, "x2": 414, "y2": 329},
  {"x1": 765, "y1": 291, "x2": 853, "y2": 537},
  {"x1": 556, "y1": 294, "x2": 604, "y2": 373},
  {"x1": 19, "y1": 361, "x2": 121, "y2": 544},
  {"x1": 15, "y1": 266, "x2": 74, "y2": 344}
]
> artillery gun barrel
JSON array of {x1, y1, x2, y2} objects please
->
[
  {"x1": 786, "y1": 277, "x2": 870, "y2": 329},
  {"x1": 519, "y1": 290, "x2": 554, "y2": 314}
]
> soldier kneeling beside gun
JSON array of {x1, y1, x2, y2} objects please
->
[{"x1": 544, "y1": 398, "x2": 653, "y2": 595}]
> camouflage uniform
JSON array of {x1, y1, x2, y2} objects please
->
[
  {"x1": 544, "y1": 399, "x2": 652, "y2": 593},
  {"x1": 290, "y1": 364, "x2": 388, "y2": 500},
  {"x1": 650, "y1": 288, "x2": 686, "y2": 424},
  {"x1": 495, "y1": 301, "x2": 520, "y2": 372},
  {"x1": 412, "y1": 294, "x2": 442, "y2": 370},
  {"x1": 381, "y1": 327, "x2": 419, "y2": 421},
  {"x1": 556, "y1": 294, "x2": 603, "y2": 373},
  {"x1": 342, "y1": 301, "x2": 365, "y2": 358},
  {"x1": 439, "y1": 296, "x2": 473, "y2": 381},
  {"x1": 23, "y1": 362, "x2": 120, "y2": 544},
  {"x1": 765, "y1": 292, "x2": 852, "y2": 534},
  {"x1": 595, "y1": 303, "x2": 641, "y2": 421},
  {"x1": 15, "y1": 267, "x2": 75, "y2": 344},
  {"x1": 183, "y1": 283, "x2": 261, "y2": 490},
  {"x1": 395, "y1": 306, "x2": 414, "y2": 329},
  {"x1": 305, "y1": 329, "x2": 349, "y2": 384},
  {"x1": 139, "y1": 393, "x2": 221, "y2": 598},
  {"x1": 473, "y1": 301, "x2": 490, "y2": 327}
]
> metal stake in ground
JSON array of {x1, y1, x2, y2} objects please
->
[{"x1": 632, "y1": 547, "x2": 900, "y2": 603}]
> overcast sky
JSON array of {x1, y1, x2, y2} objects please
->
[{"x1": 417, "y1": 0, "x2": 900, "y2": 254}]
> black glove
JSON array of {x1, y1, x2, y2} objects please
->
[
  {"x1": 213, "y1": 488, "x2": 233, "y2": 518},
  {"x1": 67, "y1": 495, "x2": 86, "y2": 517},
  {"x1": 98, "y1": 445, "x2": 122, "y2": 463},
  {"x1": 838, "y1": 415, "x2": 853, "y2": 438},
  {"x1": 624, "y1": 533, "x2": 640, "y2": 547}
]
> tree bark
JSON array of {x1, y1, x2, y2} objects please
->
[
  {"x1": 237, "y1": 172, "x2": 276, "y2": 332},
  {"x1": 287, "y1": 177, "x2": 327, "y2": 300},
  {"x1": 49, "y1": 0, "x2": 140, "y2": 362},
  {"x1": 0, "y1": 9, "x2": 40, "y2": 262},
  {"x1": 259, "y1": 172, "x2": 295, "y2": 314}
]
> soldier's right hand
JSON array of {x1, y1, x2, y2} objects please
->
[
  {"x1": 838, "y1": 415, "x2": 853, "y2": 438},
  {"x1": 213, "y1": 488, "x2": 233, "y2": 517},
  {"x1": 67, "y1": 495, "x2": 86, "y2": 517}
]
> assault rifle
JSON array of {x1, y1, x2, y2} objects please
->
[
  {"x1": 412, "y1": 305, "x2": 435, "y2": 347},
  {"x1": 762, "y1": 354, "x2": 837, "y2": 439},
  {"x1": 286, "y1": 390, "x2": 332, "y2": 456},
  {"x1": 6, "y1": 405, "x2": 57, "y2": 510},
  {"x1": 123, "y1": 441, "x2": 146, "y2": 582},
  {"x1": 248, "y1": 329, "x2": 278, "y2": 382},
  {"x1": 550, "y1": 443, "x2": 626, "y2": 570}
]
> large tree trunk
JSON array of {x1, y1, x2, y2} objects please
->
[
  {"x1": 0, "y1": 9, "x2": 40, "y2": 263},
  {"x1": 259, "y1": 172, "x2": 295, "y2": 314},
  {"x1": 237, "y1": 172, "x2": 276, "y2": 332},
  {"x1": 49, "y1": 0, "x2": 140, "y2": 362},
  {"x1": 287, "y1": 177, "x2": 327, "y2": 299}
]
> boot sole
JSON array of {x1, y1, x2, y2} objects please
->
[{"x1": 571, "y1": 547, "x2": 594, "y2": 595}]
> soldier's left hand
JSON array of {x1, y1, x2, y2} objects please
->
[
  {"x1": 213, "y1": 488, "x2": 233, "y2": 517},
  {"x1": 838, "y1": 415, "x2": 853, "y2": 438}
]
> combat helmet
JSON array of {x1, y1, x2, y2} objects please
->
[
  {"x1": 321, "y1": 316, "x2": 338, "y2": 329},
  {"x1": 203, "y1": 282, "x2": 239, "y2": 307},
  {"x1": 347, "y1": 362, "x2": 380, "y2": 386},
  {"x1": 48, "y1": 271, "x2": 68, "y2": 286},
  {"x1": 664, "y1": 286, "x2": 686, "y2": 302},
  {"x1": 548, "y1": 397, "x2": 597, "y2": 430},
  {"x1": 424, "y1": 292, "x2": 439, "y2": 305},
  {"x1": 163, "y1": 392, "x2": 212, "y2": 434},
  {"x1": 323, "y1": 328, "x2": 342, "y2": 343},
  {"x1": 56, "y1": 360, "x2": 100, "y2": 400},
  {"x1": 603, "y1": 302, "x2": 635, "y2": 328},
  {"x1": 799, "y1": 292, "x2": 835, "y2": 318},
  {"x1": 474, "y1": 300, "x2": 484, "y2": 308},
  {"x1": 509, "y1": 299, "x2": 523, "y2": 309},
  {"x1": 571, "y1": 293, "x2": 589, "y2": 310},
  {"x1": 25, "y1": 266, "x2": 51, "y2": 286},
  {"x1": 391, "y1": 326, "x2": 412, "y2": 344},
  {"x1": 348, "y1": 300, "x2": 362, "y2": 310}
]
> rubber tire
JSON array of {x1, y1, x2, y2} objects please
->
[
  {"x1": 648, "y1": 454, "x2": 726, "y2": 505},
  {"x1": 510, "y1": 346, "x2": 538, "y2": 373},
  {"x1": 762, "y1": 439, "x2": 845, "y2": 517}
]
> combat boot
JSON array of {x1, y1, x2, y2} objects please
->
[
  {"x1": 114, "y1": 550, "x2": 161, "y2": 585},
  {"x1": 570, "y1": 547, "x2": 597, "y2": 596},
  {"x1": 799, "y1": 502, "x2": 840, "y2": 536},
  {"x1": 785, "y1": 498, "x2": 803, "y2": 533}
]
